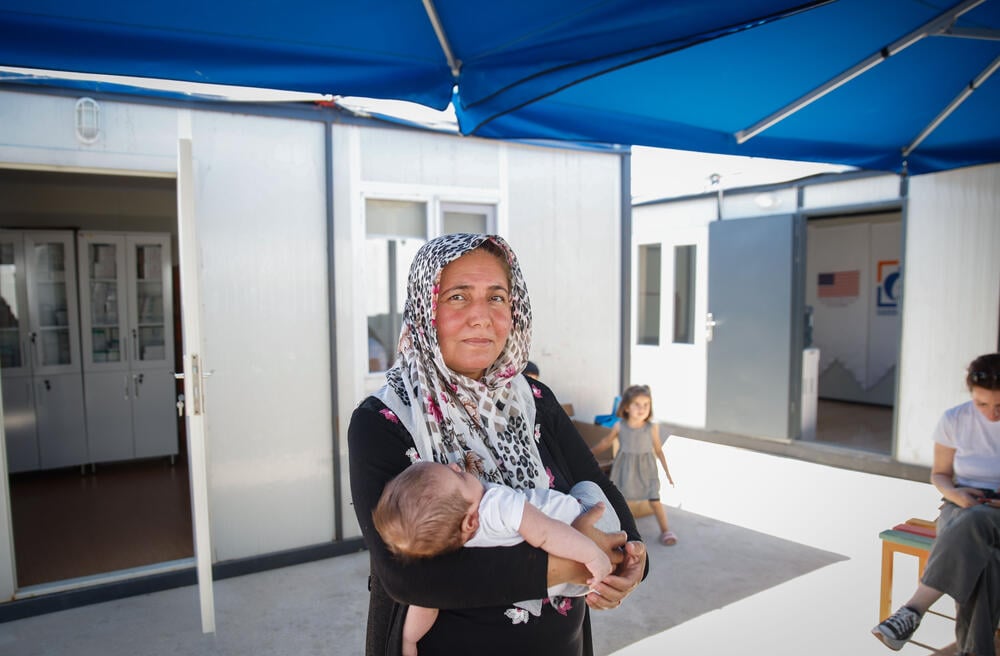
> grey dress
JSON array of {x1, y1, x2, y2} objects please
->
[{"x1": 609, "y1": 422, "x2": 661, "y2": 500}]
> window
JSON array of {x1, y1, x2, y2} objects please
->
[
  {"x1": 364, "y1": 199, "x2": 496, "y2": 372},
  {"x1": 637, "y1": 244, "x2": 661, "y2": 345},
  {"x1": 441, "y1": 202, "x2": 495, "y2": 235},
  {"x1": 365, "y1": 199, "x2": 427, "y2": 372},
  {"x1": 673, "y1": 245, "x2": 697, "y2": 344}
]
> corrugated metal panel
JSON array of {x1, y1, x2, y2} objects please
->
[
  {"x1": 896, "y1": 163, "x2": 1000, "y2": 466},
  {"x1": 193, "y1": 111, "x2": 334, "y2": 559}
]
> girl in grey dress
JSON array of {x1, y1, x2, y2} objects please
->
[{"x1": 590, "y1": 385, "x2": 677, "y2": 545}]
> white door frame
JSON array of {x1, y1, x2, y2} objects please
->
[{"x1": 177, "y1": 111, "x2": 216, "y2": 634}]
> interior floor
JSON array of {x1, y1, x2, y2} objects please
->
[
  {"x1": 9, "y1": 457, "x2": 193, "y2": 588},
  {"x1": 812, "y1": 398, "x2": 893, "y2": 454}
]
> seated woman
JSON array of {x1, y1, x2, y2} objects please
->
[
  {"x1": 349, "y1": 233, "x2": 647, "y2": 656},
  {"x1": 873, "y1": 353, "x2": 1000, "y2": 654}
]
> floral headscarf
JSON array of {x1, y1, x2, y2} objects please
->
[{"x1": 375, "y1": 233, "x2": 547, "y2": 491}]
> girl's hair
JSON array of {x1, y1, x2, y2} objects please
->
[
  {"x1": 617, "y1": 384, "x2": 653, "y2": 422},
  {"x1": 372, "y1": 462, "x2": 470, "y2": 560},
  {"x1": 966, "y1": 353, "x2": 1000, "y2": 391}
]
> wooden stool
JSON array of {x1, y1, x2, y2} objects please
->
[{"x1": 878, "y1": 518, "x2": 936, "y2": 620}]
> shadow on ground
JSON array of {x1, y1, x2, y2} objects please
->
[{"x1": 590, "y1": 506, "x2": 847, "y2": 656}]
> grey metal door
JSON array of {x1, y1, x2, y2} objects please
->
[{"x1": 706, "y1": 214, "x2": 803, "y2": 440}]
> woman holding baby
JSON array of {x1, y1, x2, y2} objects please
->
[{"x1": 348, "y1": 233, "x2": 646, "y2": 656}]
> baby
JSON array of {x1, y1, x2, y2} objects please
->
[{"x1": 373, "y1": 460, "x2": 620, "y2": 656}]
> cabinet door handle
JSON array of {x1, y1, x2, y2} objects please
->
[
  {"x1": 134, "y1": 373, "x2": 144, "y2": 398},
  {"x1": 124, "y1": 374, "x2": 130, "y2": 400},
  {"x1": 132, "y1": 328, "x2": 139, "y2": 361}
]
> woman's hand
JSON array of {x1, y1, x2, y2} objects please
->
[
  {"x1": 586, "y1": 540, "x2": 646, "y2": 610},
  {"x1": 950, "y1": 486, "x2": 987, "y2": 508}
]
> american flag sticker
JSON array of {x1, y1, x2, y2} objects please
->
[{"x1": 817, "y1": 270, "x2": 860, "y2": 298}]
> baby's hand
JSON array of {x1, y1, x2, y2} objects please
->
[{"x1": 586, "y1": 552, "x2": 614, "y2": 587}]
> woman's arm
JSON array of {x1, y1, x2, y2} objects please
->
[
  {"x1": 649, "y1": 424, "x2": 674, "y2": 485},
  {"x1": 349, "y1": 400, "x2": 550, "y2": 609},
  {"x1": 931, "y1": 442, "x2": 982, "y2": 508}
]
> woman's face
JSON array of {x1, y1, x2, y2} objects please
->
[
  {"x1": 971, "y1": 386, "x2": 1000, "y2": 422},
  {"x1": 435, "y1": 248, "x2": 512, "y2": 380}
]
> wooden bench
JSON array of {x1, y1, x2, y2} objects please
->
[
  {"x1": 562, "y1": 403, "x2": 615, "y2": 474},
  {"x1": 878, "y1": 517, "x2": 936, "y2": 621}
]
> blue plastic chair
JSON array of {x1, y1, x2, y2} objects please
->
[{"x1": 594, "y1": 396, "x2": 621, "y2": 427}]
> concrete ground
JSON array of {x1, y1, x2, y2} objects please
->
[{"x1": 0, "y1": 434, "x2": 962, "y2": 656}]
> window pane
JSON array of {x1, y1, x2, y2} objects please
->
[
  {"x1": 637, "y1": 244, "x2": 661, "y2": 345},
  {"x1": 673, "y1": 245, "x2": 697, "y2": 344},
  {"x1": 365, "y1": 237, "x2": 425, "y2": 372},
  {"x1": 0, "y1": 245, "x2": 20, "y2": 368},
  {"x1": 443, "y1": 211, "x2": 487, "y2": 235},
  {"x1": 366, "y1": 199, "x2": 426, "y2": 237}
]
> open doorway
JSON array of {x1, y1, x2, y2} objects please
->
[
  {"x1": 804, "y1": 211, "x2": 902, "y2": 455},
  {"x1": 0, "y1": 168, "x2": 193, "y2": 589}
]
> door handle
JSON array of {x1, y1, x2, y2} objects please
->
[
  {"x1": 705, "y1": 312, "x2": 718, "y2": 343},
  {"x1": 134, "y1": 372, "x2": 144, "y2": 398}
]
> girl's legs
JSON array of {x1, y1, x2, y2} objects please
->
[{"x1": 650, "y1": 499, "x2": 676, "y2": 544}]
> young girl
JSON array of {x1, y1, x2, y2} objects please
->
[{"x1": 590, "y1": 384, "x2": 677, "y2": 545}]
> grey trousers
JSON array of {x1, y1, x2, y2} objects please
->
[{"x1": 922, "y1": 501, "x2": 1000, "y2": 656}]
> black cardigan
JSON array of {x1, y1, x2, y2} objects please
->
[{"x1": 348, "y1": 378, "x2": 645, "y2": 656}]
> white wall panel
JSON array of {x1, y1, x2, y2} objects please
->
[
  {"x1": 896, "y1": 164, "x2": 1000, "y2": 466},
  {"x1": 802, "y1": 174, "x2": 899, "y2": 209},
  {"x1": 0, "y1": 91, "x2": 176, "y2": 173},
  {"x1": 505, "y1": 145, "x2": 622, "y2": 420},
  {"x1": 360, "y1": 127, "x2": 500, "y2": 189},
  {"x1": 192, "y1": 111, "x2": 334, "y2": 559},
  {"x1": 721, "y1": 187, "x2": 797, "y2": 218}
]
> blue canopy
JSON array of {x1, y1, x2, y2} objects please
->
[
  {"x1": 1, "y1": 0, "x2": 997, "y2": 173},
  {"x1": 464, "y1": 0, "x2": 1000, "y2": 174}
]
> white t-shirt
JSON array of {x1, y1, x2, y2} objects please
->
[
  {"x1": 932, "y1": 400, "x2": 1000, "y2": 489},
  {"x1": 465, "y1": 482, "x2": 582, "y2": 548}
]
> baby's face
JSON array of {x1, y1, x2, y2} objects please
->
[{"x1": 432, "y1": 462, "x2": 485, "y2": 506}]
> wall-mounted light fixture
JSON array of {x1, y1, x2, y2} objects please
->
[
  {"x1": 75, "y1": 97, "x2": 101, "y2": 143},
  {"x1": 754, "y1": 192, "x2": 780, "y2": 209}
]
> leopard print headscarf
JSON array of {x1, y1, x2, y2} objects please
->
[{"x1": 375, "y1": 234, "x2": 547, "y2": 491}]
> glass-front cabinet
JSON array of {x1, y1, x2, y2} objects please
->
[
  {"x1": 0, "y1": 230, "x2": 88, "y2": 473},
  {"x1": 78, "y1": 232, "x2": 176, "y2": 464},
  {"x1": 0, "y1": 232, "x2": 36, "y2": 472}
]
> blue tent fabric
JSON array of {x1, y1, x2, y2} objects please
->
[
  {"x1": 465, "y1": 0, "x2": 1000, "y2": 174},
  {"x1": 0, "y1": 1, "x2": 813, "y2": 110},
  {"x1": 0, "y1": 0, "x2": 997, "y2": 174}
]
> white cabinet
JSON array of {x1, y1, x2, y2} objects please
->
[
  {"x1": 78, "y1": 232, "x2": 176, "y2": 464},
  {"x1": 0, "y1": 230, "x2": 88, "y2": 473}
]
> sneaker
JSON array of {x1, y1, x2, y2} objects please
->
[{"x1": 872, "y1": 606, "x2": 922, "y2": 650}]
